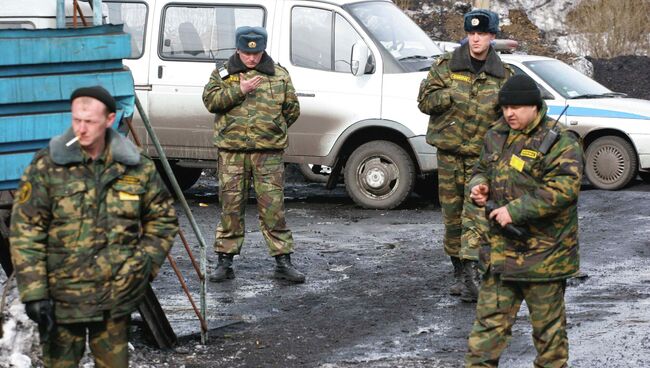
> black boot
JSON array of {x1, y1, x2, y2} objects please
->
[
  {"x1": 460, "y1": 260, "x2": 479, "y2": 303},
  {"x1": 273, "y1": 254, "x2": 305, "y2": 283},
  {"x1": 450, "y1": 256, "x2": 464, "y2": 296},
  {"x1": 209, "y1": 253, "x2": 234, "y2": 282}
]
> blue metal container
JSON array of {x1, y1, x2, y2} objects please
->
[{"x1": 0, "y1": 24, "x2": 135, "y2": 190}]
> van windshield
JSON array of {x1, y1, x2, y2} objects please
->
[{"x1": 347, "y1": 1, "x2": 441, "y2": 72}]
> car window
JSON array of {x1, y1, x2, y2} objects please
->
[
  {"x1": 103, "y1": 1, "x2": 148, "y2": 59},
  {"x1": 291, "y1": 7, "x2": 367, "y2": 73},
  {"x1": 522, "y1": 59, "x2": 611, "y2": 99},
  {"x1": 159, "y1": 5, "x2": 264, "y2": 61}
]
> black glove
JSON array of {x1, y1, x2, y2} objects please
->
[{"x1": 25, "y1": 300, "x2": 55, "y2": 341}]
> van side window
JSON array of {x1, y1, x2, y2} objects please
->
[
  {"x1": 103, "y1": 1, "x2": 147, "y2": 59},
  {"x1": 291, "y1": 7, "x2": 367, "y2": 73},
  {"x1": 160, "y1": 5, "x2": 264, "y2": 62}
]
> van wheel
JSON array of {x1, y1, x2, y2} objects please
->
[
  {"x1": 298, "y1": 164, "x2": 331, "y2": 183},
  {"x1": 155, "y1": 161, "x2": 203, "y2": 192},
  {"x1": 344, "y1": 141, "x2": 415, "y2": 209},
  {"x1": 585, "y1": 136, "x2": 637, "y2": 190}
]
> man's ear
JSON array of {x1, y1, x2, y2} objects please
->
[{"x1": 105, "y1": 112, "x2": 116, "y2": 129}]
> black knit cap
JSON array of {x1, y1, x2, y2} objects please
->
[
  {"x1": 498, "y1": 74, "x2": 542, "y2": 107},
  {"x1": 70, "y1": 86, "x2": 116, "y2": 113}
]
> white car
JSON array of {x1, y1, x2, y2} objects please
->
[{"x1": 502, "y1": 54, "x2": 650, "y2": 189}]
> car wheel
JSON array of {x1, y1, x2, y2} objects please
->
[
  {"x1": 155, "y1": 161, "x2": 203, "y2": 192},
  {"x1": 584, "y1": 136, "x2": 637, "y2": 190},
  {"x1": 344, "y1": 141, "x2": 415, "y2": 209},
  {"x1": 298, "y1": 164, "x2": 331, "y2": 183}
]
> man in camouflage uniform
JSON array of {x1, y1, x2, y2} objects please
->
[
  {"x1": 10, "y1": 86, "x2": 179, "y2": 367},
  {"x1": 202, "y1": 26, "x2": 304, "y2": 283},
  {"x1": 465, "y1": 74, "x2": 583, "y2": 367},
  {"x1": 417, "y1": 9, "x2": 513, "y2": 302}
]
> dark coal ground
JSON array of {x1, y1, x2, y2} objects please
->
[{"x1": 589, "y1": 56, "x2": 650, "y2": 100}]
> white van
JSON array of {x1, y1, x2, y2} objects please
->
[{"x1": 2, "y1": 0, "x2": 443, "y2": 209}]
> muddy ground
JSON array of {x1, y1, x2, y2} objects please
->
[{"x1": 124, "y1": 170, "x2": 650, "y2": 368}]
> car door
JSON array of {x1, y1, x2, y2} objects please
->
[{"x1": 275, "y1": 2, "x2": 382, "y2": 162}]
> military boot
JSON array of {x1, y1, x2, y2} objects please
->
[
  {"x1": 449, "y1": 256, "x2": 464, "y2": 296},
  {"x1": 273, "y1": 254, "x2": 306, "y2": 283},
  {"x1": 460, "y1": 260, "x2": 479, "y2": 303},
  {"x1": 209, "y1": 253, "x2": 234, "y2": 282}
]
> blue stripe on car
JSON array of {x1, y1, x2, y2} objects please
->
[{"x1": 548, "y1": 105, "x2": 649, "y2": 120}]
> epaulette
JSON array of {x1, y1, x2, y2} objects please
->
[{"x1": 275, "y1": 63, "x2": 289, "y2": 74}]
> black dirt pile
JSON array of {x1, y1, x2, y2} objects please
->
[{"x1": 588, "y1": 56, "x2": 650, "y2": 100}]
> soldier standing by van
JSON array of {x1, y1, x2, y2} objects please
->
[
  {"x1": 417, "y1": 9, "x2": 512, "y2": 302},
  {"x1": 10, "y1": 86, "x2": 179, "y2": 367},
  {"x1": 465, "y1": 74, "x2": 583, "y2": 366},
  {"x1": 202, "y1": 26, "x2": 305, "y2": 283}
]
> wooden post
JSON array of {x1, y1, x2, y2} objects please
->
[
  {"x1": 56, "y1": 0, "x2": 65, "y2": 28},
  {"x1": 92, "y1": 0, "x2": 102, "y2": 26}
]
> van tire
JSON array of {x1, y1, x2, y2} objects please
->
[
  {"x1": 585, "y1": 136, "x2": 637, "y2": 190},
  {"x1": 344, "y1": 141, "x2": 415, "y2": 209},
  {"x1": 155, "y1": 161, "x2": 203, "y2": 192}
]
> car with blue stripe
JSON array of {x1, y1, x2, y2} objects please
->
[{"x1": 502, "y1": 53, "x2": 650, "y2": 189}]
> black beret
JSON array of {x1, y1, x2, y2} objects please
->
[
  {"x1": 70, "y1": 86, "x2": 116, "y2": 113},
  {"x1": 464, "y1": 9, "x2": 499, "y2": 34},
  {"x1": 499, "y1": 74, "x2": 542, "y2": 107}
]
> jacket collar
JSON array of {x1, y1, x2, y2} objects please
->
[
  {"x1": 227, "y1": 51, "x2": 275, "y2": 76},
  {"x1": 50, "y1": 128, "x2": 140, "y2": 166},
  {"x1": 449, "y1": 42, "x2": 506, "y2": 78}
]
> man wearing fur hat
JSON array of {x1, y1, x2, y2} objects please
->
[
  {"x1": 418, "y1": 9, "x2": 513, "y2": 302},
  {"x1": 202, "y1": 26, "x2": 305, "y2": 283},
  {"x1": 465, "y1": 74, "x2": 583, "y2": 366}
]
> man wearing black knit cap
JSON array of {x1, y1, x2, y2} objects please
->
[
  {"x1": 10, "y1": 85, "x2": 178, "y2": 367},
  {"x1": 418, "y1": 9, "x2": 513, "y2": 302},
  {"x1": 464, "y1": 74, "x2": 584, "y2": 367}
]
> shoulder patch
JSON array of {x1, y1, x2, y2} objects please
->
[
  {"x1": 219, "y1": 66, "x2": 229, "y2": 80},
  {"x1": 451, "y1": 73, "x2": 471, "y2": 83},
  {"x1": 16, "y1": 182, "x2": 32, "y2": 204}
]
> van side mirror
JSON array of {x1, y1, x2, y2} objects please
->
[{"x1": 351, "y1": 41, "x2": 369, "y2": 76}]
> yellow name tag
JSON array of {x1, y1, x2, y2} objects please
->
[
  {"x1": 228, "y1": 75, "x2": 239, "y2": 82},
  {"x1": 450, "y1": 73, "x2": 471, "y2": 83},
  {"x1": 520, "y1": 149, "x2": 538, "y2": 159},
  {"x1": 119, "y1": 192, "x2": 139, "y2": 201},
  {"x1": 509, "y1": 154, "x2": 525, "y2": 172}
]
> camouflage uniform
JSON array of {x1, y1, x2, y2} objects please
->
[
  {"x1": 10, "y1": 128, "x2": 178, "y2": 367},
  {"x1": 418, "y1": 42, "x2": 512, "y2": 260},
  {"x1": 465, "y1": 103, "x2": 584, "y2": 367},
  {"x1": 202, "y1": 51, "x2": 300, "y2": 256}
]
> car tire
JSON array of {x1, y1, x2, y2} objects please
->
[
  {"x1": 584, "y1": 136, "x2": 637, "y2": 190},
  {"x1": 298, "y1": 164, "x2": 330, "y2": 183},
  {"x1": 155, "y1": 161, "x2": 203, "y2": 192},
  {"x1": 344, "y1": 141, "x2": 415, "y2": 209}
]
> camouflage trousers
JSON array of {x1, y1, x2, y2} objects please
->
[
  {"x1": 436, "y1": 151, "x2": 488, "y2": 260},
  {"x1": 40, "y1": 316, "x2": 129, "y2": 368},
  {"x1": 215, "y1": 150, "x2": 294, "y2": 256},
  {"x1": 465, "y1": 272, "x2": 569, "y2": 368}
]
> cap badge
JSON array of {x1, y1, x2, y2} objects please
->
[
  {"x1": 471, "y1": 18, "x2": 480, "y2": 26},
  {"x1": 248, "y1": 41, "x2": 257, "y2": 48}
]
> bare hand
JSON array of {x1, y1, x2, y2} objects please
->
[
  {"x1": 488, "y1": 206, "x2": 513, "y2": 228},
  {"x1": 240, "y1": 74, "x2": 263, "y2": 94},
  {"x1": 469, "y1": 183, "x2": 489, "y2": 206}
]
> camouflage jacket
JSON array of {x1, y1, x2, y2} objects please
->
[
  {"x1": 469, "y1": 103, "x2": 584, "y2": 281},
  {"x1": 202, "y1": 52, "x2": 300, "y2": 151},
  {"x1": 10, "y1": 128, "x2": 178, "y2": 323},
  {"x1": 417, "y1": 43, "x2": 512, "y2": 156}
]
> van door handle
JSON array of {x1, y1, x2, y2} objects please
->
[
  {"x1": 158, "y1": 65, "x2": 164, "y2": 78},
  {"x1": 296, "y1": 92, "x2": 315, "y2": 97}
]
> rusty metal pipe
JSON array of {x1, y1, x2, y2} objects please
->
[{"x1": 166, "y1": 254, "x2": 208, "y2": 332}]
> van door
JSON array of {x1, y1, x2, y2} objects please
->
[{"x1": 275, "y1": 2, "x2": 382, "y2": 163}]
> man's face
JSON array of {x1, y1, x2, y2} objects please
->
[
  {"x1": 238, "y1": 50, "x2": 264, "y2": 68},
  {"x1": 467, "y1": 31, "x2": 495, "y2": 59},
  {"x1": 71, "y1": 97, "x2": 115, "y2": 151},
  {"x1": 502, "y1": 105, "x2": 538, "y2": 130}
]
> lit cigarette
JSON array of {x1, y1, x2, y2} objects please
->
[{"x1": 66, "y1": 136, "x2": 79, "y2": 147}]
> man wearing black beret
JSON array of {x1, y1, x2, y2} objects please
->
[
  {"x1": 418, "y1": 9, "x2": 513, "y2": 302},
  {"x1": 465, "y1": 74, "x2": 583, "y2": 366},
  {"x1": 10, "y1": 85, "x2": 178, "y2": 367}
]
